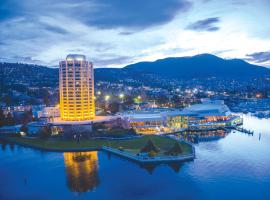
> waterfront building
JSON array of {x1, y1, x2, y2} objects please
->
[
  {"x1": 59, "y1": 54, "x2": 95, "y2": 121},
  {"x1": 119, "y1": 108, "x2": 186, "y2": 134},
  {"x1": 119, "y1": 99, "x2": 242, "y2": 134},
  {"x1": 181, "y1": 99, "x2": 242, "y2": 130}
]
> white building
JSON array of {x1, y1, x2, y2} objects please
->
[
  {"x1": 37, "y1": 106, "x2": 60, "y2": 122},
  {"x1": 119, "y1": 99, "x2": 242, "y2": 134},
  {"x1": 119, "y1": 108, "x2": 185, "y2": 134}
]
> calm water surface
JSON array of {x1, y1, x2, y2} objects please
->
[{"x1": 0, "y1": 115, "x2": 270, "y2": 200}]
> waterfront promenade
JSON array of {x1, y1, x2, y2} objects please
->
[{"x1": 0, "y1": 134, "x2": 195, "y2": 164}]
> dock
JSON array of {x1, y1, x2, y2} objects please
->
[{"x1": 233, "y1": 127, "x2": 254, "y2": 135}]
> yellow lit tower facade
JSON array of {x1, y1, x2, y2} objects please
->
[{"x1": 59, "y1": 54, "x2": 95, "y2": 121}]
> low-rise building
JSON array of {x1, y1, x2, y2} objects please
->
[
  {"x1": 119, "y1": 108, "x2": 186, "y2": 134},
  {"x1": 181, "y1": 99, "x2": 242, "y2": 130},
  {"x1": 119, "y1": 99, "x2": 242, "y2": 134},
  {"x1": 38, "y1": 106, "x2": 60, "y2": 122}
]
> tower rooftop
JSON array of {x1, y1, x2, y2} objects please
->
[{"x1": 66, "y1": 54, "x2": 86, "y2": 61}]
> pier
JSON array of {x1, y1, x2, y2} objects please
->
[{"x1": 233, "y1": 127, "x2": 254, "y2": 135}]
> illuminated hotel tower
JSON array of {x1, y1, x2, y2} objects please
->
[{"x1": 59, "y1": 54, "x2": 95, "y2": 121}]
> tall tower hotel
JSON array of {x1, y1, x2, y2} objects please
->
[{"x1": 59, "y1": 54, "x2": 95, "y2": 121}]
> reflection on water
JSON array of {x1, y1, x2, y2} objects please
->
[
  {"x1": 63, "y1": 151, "x2": 99, "y2": 193},
  {"x1": 0, "y1": 140, "x2": 15, "y2": 152},
  {"x1": 179, "y1": 129, "x2": 230, "y2": 143},
  {"x1": 139, "y1": 162, "x2": 183, "y2": 174},
  {"x1": 1, "y1": 115, "x2": 270, "y2": 200}
]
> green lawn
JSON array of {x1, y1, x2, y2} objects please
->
[{"x1": 5, "y1": 135, "x2": 192, "y2": 155}]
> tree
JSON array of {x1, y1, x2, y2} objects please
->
[
  {"x1": 156, "y1": 95, "x2": 169, "y2": 105},
  {"x1": 6, "y1": 112, "x2": 15, "y2": 126},
  {"x1": 39, "y1": 125, "x2": 52, "y2": 139},
  {"x1": 22, "y1": 110, "x2": 33, "y2": 124},
  {"x1": 0, "y1": 107, "x2": 5, "y2": 127},
  {"x1": 166, "y1": 142, "x2": 183, "y2": 155},
  {"x1": 3, "y1": 95, "x2": 12, "y2": 106},
  {"x1": 108, "y1": 101, "x2": 120, "y2": 114},
  {"x1": 123, "y1": 95, "x2": 134, "y2": 107},
  {"x1": 129, "y1": 128, "x2": 136, "y2": 135},
  {"x1": 42, "y1": 89, "x2": 50, "y2": 106},
  {"x1": 20, "y1": 124, "x2": 28, "y2": 134},
  {"x1": 93, "y1": 123, "x2": 106, "y2": 131},
  {"x1": 140, "y1": 139, "x2": 160, "y2": 153},
  {"x1": 148, "y1": 150, "x2": 157, "y2": 157}
]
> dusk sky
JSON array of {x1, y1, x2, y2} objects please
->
[{"x1": 1, "y1": 0, "x2": 270, "y2": 68}]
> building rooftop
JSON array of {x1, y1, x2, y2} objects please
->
[
  {"x1": 66, "y1": 54, "x2": 86, "y2": 61},
  {"x1": 50, "y1": 116, "x2": 118, "y2": 125},
  {"x1": 182, "y1": 100, "x2": 231, "y2": 117},
  {"x1": 119, "y1": 99, "x2": 231, "y2": 121},
  {"x1": 119, "y1": 108, "x2": 182, "y2": 122}
]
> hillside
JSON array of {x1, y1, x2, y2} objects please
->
[
  {"x1": 1, "y1": 54, "x2": 270, "y2": 90},
  {"x1": 124, "y1": 54, "x2": 270, "y2": 79},
  {"x1": 0, "y1": 62, "x2": 58, "y2": 88}
]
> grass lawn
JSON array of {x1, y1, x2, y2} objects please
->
[{"x1": 4, "y1": 135, "x2": 193, "y2": 155}]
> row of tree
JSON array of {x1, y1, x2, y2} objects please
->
[
  {"x1": 0, "y1": 108, "x2": 34, "y2": 127},
  {"x1": 0, "y1": 109, "x2": 15, "y2": 126}
]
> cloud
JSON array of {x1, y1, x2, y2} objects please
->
[
  {"x1": 0, "y1": 56, "x2": 43, "y2": 64},
  {"x1": 186, "y1": 17, "x2": 220, "y2": 32},
  {"x1": 119, "y1": 31, "x2": 135, "y2": 36},
  {"x1": 0, "y1": 0, "x2": 192, "y2": 30},
  {"x1": 93, "y1": 55, "x2": 133, "y2": 67},
  {"x1": 43, "y1": 24, "x2": 69, "y2": 35},
  {"x1": 246, "y1": 51, "x2": 270, "y2": 66},
  {"x1": 86, "y1": 0, "x2": 192, "y2": 29},
  {"x1": 1, "y1": 0, "x2": 270, "y2": 69}
]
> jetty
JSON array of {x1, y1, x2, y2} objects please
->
[{"x1": 234, "y1": 127, "x2": 254, "y2": 135}]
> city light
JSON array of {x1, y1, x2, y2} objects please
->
[
  {"x1": 256, "y1": 93, "x2": 262, "y2": 98},
  {"x1": 105, "y1": 95, "x2": 110, "y2": 101},
  {"x1": 119, "y1": 93, "x2": 124, "y2": 99}
]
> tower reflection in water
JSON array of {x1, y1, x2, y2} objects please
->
[{"x1": 63, "y1": 151, "x2": 99, "y2": 193}]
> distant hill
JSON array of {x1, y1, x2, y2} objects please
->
[
  {"x1": 124, "y1": 54, "x2": 270, "y2": 79},
  {"x1": 1, "y1": 54, "x2": 269, "y2": 90},
  {"x1": 0, "y1": 62, "x2": 58, "y2": 87}
]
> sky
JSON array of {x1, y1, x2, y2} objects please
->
[{"x1": 0, "y1": 0, "x2": 270, "y2": 68}]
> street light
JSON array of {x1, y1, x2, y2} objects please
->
[
  {"x1": 105, "y1": 95, "x2": 110, "y2": 101},
  {"x1": 119, "y1": 93, "x2": 124, "y2": 99}
]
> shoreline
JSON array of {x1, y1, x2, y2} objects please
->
[
  {"x1": 0, "y1": 135, "x2": 195, "y2": 163},
  {"x1": 0, "y1": 136, "x2": 100, "y2": 152}
]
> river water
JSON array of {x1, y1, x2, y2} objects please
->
[{"x1": 0, "y1": 114, "x2": 269, "y2": 200}]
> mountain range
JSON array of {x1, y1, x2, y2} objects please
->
[
  {"x1": 1, "y1": 54, "x2": 270, "y2": 89},
  {"x1": 124, "y1": 54, "x2": 269, "y2": 79}
]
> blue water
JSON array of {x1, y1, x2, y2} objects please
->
[{"x1": 0, "y1": 115, "x2": 270, "y2": 200}]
